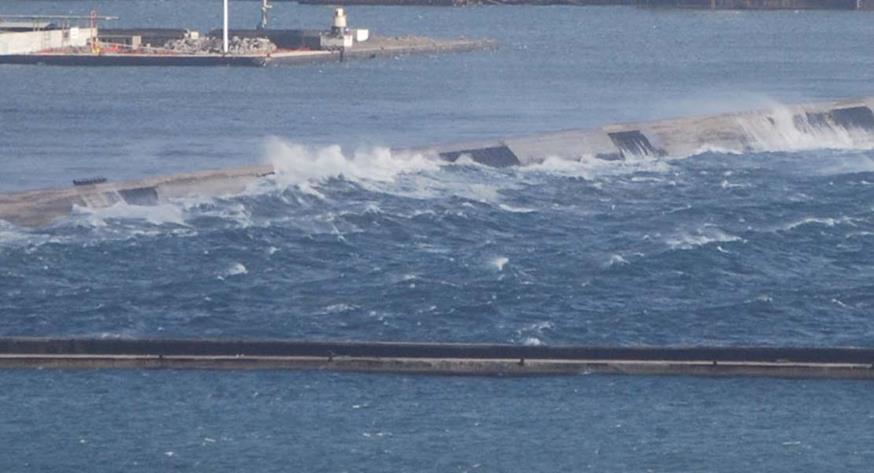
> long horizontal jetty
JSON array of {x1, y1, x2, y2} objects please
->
[
  {"x1": 2, "y1": 337, "x2": 874, "y2": 379},
  {"x1": 3, "y1": 97, "x2": 874, "y2": 227}
]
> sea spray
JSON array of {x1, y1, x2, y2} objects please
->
[{"x1": 265, "y1": 138, "x2": 440, "y2": 190}]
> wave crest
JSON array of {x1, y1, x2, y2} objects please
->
[{"x1": 265, "y1": 138, "x2": 440, "y2": 191}]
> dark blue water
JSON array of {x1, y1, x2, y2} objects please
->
[
  {"x1": 3, "y1": 1, "x2": 874, "y2": 470},
  {"x1": 3, "y1": 370, "x2": 874, "y2": 472}
]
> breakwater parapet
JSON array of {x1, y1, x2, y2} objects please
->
[{"x1": 2, "y1": 338, "x2": 874, "y2": 379}]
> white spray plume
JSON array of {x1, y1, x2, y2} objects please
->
[{"x1": 264, "y1": 138, "x2": 440, "y2": 192}]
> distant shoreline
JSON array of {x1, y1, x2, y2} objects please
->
[
  {"x1": 294, "y1": 0, "x2": 873, "y2": 9},
  {"x1": 0, "y1": 36, "x2": 495, "y2": 67}
]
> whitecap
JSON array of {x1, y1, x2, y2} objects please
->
[
  {"x1": 666, "y1": 226, "x2": 742, "y2": 250},
  {"x1": 186, "y1": 201, "x2": 253, "y2": 228},
  {"x1": 720, "y1": 179, "x2": 751, "y2": 189},
  {"x1": 324, "y1": 303, "x2": 355, "y2": 314},
  {"x1": 516, "y1": 321, "x2": 554, "y2": 344},
  {"x1": 492, "y1": 256, "x2": 509, "y2": 271},
  {"x1": 520, "y1": 154, "x2": 671, "y2": 181},
  {"x1": 605, "y1": 254, "x2": 629, "y2": 267},
  {"x1": 783, "y1": 216, "x2": 855, "y2": 231},
  {"x1": 498, "y1": 204, "x2": 536, "y2": 213},
  {"x1": 218, "y1": 263, "x2": 248, "y2": 279},
  {"x1": 630, "y1": 176, "x2": 663, "y2": 183},
  {"x1": 831, "y1": 298, "x2": 850, "y2": 309},
  {"x1": 265, "y1": 138, "x2": 439, "y2": 190},
  {"x1": 71, "y1": 201, "x2": 187, "y2": 227}
]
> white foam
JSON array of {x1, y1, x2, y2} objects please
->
[
  {"x1": 847, "y1": 231, "x2": 874, "y2": 239},
  {"x1": 498, "y1": 204, "x2": 536, "y2": 213},
  {"x1": 218, "y1": 262, "x2": 248, "y2": 279},
  {"x1": 691, "y1": 144, "x2": 744, "y2": 156},
  {"x1": 667, "y1": 226, "x2": 742, "y2": 250},
  {"x1": 521, "y1": 156, "x2": 595, "y2": 179},
  {"x1": 71, "y1": 201, "x2": 187, "y2": 227},
  {"x1": 186, "y1": 200, "x2": 254, "y2": 228},
  {"x1": 0, "y1": 221, "x2": 37, "y2": 247},
  {"x1": 323, "y1": 303, "x2": 355, "y2": 313},
  {"x1": 516, "y1": 321, "x2": 553, "y2": 346},
  {"x1": 521, "y1": 154, "x2": 671, "y2": 180},
  {"x1": 492, "y1": 256, "x2": 509, "y2": 271},
  {"x1": 720, "y1": 179, "x2": 751, "y2": 189},
  {"x1": 521, "y1": 321, "x2": 554, "y2": 333},
  {"x1": 783, "y1": 216, "x2": 856, "y2": 230},
  {"x1": 737, "y1": 107, "x2": 874, "y2": 153},
  {"x1": 605, "y1": 254, "x2": 630, "y2": 267},
  {"x1": 816, "y1": 154, "x2": 874, "y2": 176},
  {"x1": 265, "y1": 138, "x2": 439, "y2": 190}
]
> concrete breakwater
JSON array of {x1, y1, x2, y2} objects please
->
[
  {"x1": 2, "y1": 96, "x2": 873, "y2": 228},
  {"x1": 2, "y1": 337, "x2": 874, "y2": 378}
]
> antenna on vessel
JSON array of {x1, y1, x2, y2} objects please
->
[
  {"x1": 222, "y1": 0, "x2": 229, "y2": 54},
  {"x1": 258, "y1": 0, "x2": 272, "y2": 30}
]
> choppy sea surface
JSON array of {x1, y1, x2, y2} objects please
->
[{"x1": 2, "y1": 1, "x2": 874, "y2": 470}]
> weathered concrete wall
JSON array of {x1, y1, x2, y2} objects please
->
[
  {"x1": 0, "y1": 164, "x2": 274, "y2": 227},
  {"x1": 2, "y1": 338, "x2": 874, "y2": 379},
  {"x1": 424, "y1": 97, "x2": 874, "y2": 166},
  {"x1": 2, "y1": 98, "x2": 874, "y2": 227},
  {"x1": 4, "y1": 337, "x2": 874, "y2": 363},
  {"x1": 0, "y1": 27, "x2": 93, "y2": 55}
]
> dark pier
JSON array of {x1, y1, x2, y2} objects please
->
[{"x1": 3, "y1": 338, "x2": 874, "y2": 379}]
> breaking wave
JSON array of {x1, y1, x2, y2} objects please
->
[
  {"x1": 6, "y1": 119, "x2": 874, "y2": 247},
  {"x1": 71, "y1": 202, "x2": 188, "y2": 227},
  {"x1": 520, "y1": 154, "x2": 672, "y2": 179},
  {"x1": 666, "y1": 226, "x2": 743, "y2": 250},
  {"x1": 736, "y1": 107, "x2": 874, "y2": 153},
  {"x1": 782, "y1": 216, "x2": 857, "y2": 231},
  {"x1": 265, "y1": 138, "x2": 440, "y2": 195}
]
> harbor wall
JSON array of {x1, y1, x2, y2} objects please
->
[
  {"x1": 2, "y1": 97, "x2": 874, "y2": 227},
  {"x1": 3, "y1": 337, "x2": 874, "y2": 363},
  {"x1": 2, "y1": 338, "x2": 874, "y2": 379}
]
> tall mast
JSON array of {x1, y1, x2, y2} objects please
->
[
  {"x1": 222, "y1": 0, "x2": 229, "y2": 54},
  {"x1": 259, "y1": 0, "x2": 271, "y2": 30}
]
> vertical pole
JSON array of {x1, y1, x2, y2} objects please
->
[
  {"x1": 259, "y1": 0, "x2": 269, "y2": 30},
  {"x1": 223, "y1": 0, "x2": 229, "y2": 54}
]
